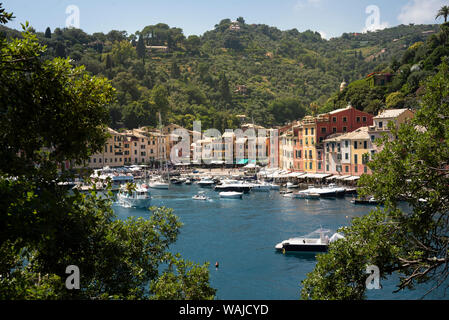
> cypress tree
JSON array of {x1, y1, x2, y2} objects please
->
[
  {"x1": 136, "y1": 35, "x2": 146, "y2": 65},
  {"x1": 44, "y1": 27, "x2": 51, "y2": 39}
]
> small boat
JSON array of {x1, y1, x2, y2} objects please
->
[
  {"x1": 214, "y1": 180, "x2": 252, "y2": 193},
  {"x1": 295, "y1": 192, "x2": 320, "y2": 200},
  {"x1": 286, "y1": 182, "x2": 299, "y2": 189},
  {"x1": 170, "y1": 178, "x2": 183, "y2": 185},
  {"x1": 184, "y1": 179, "x2": 192, "y2": 185},
  {"x1": 219, "y1": 191, "x2": 243, "y2": 199},
  {"x1": 117, "y1": 185, "x2": 151, "y2": 208},
  {"x1": 275, "y1": 229, "x2": 344, "y2": 253},
  {"x1": 351, "y1": 196, "x2": 379, "y2": 205},
  {"x1": 192, "y1": 191, "x2": 209, "y2": 200},
  {"x1": 327, "y1": 183, "x2": 346, "y2": 197},
  {"x1": 197, "y1": 178, "x2": 215, "y2": 187}
]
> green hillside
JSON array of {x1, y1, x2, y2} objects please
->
[{"x1": 0, "y1": 20, "x2": 442, "y2": 130}]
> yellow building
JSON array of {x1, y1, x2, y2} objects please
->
[{"x1": 84, "y1": 128, "x2": 124, "y2": 168}]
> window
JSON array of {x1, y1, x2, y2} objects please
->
[
  {"x1": 343, "y1": 127, "x2": 347, "y2": 132},
  {"x1": 354, "y1": 154, "x2": 358, "y2": 164},
  {"x1": 344, "y1": 165, "x2": 349, "y2": 172},
  {"x1": 134, "y1": 150, "x2": 137, "y2": 155},
  {"x1": 363, "y1": 117, "x2": 367, "y2": 122},
  {"x1": 311, "y1": 128, "x2": 315, "y2": 135},
  {"x1": 309, "y1": 162, "x2": 313, "y2": 170},
  {"x1": 332, "y1": 127, "x2": 337, "y2": 133},
  {"x1": 318, "y1": 162, "x2": 322, "y2": 170},
  {"x1": 354, "y1": 166, "x2": 358, "y2": 173},
  {"x1": 345, "y1": 140, "x2": 349, "y2": 148},
  {"x1": 363, "y1": 141, "x2": 368, "y2": 149},
  {"x1": 333, "y1": 117, "x2": 337, "y2": 123},
  {"x1": 93, "y1": 158, "x2": 96, "y2": 163},
  {"x1": 125, "y1": 144, "x2": 129, "y2": 148},
  {"x1": 305, "y1": 138, "x2": 308, "y2": 145},
  {"x1": 343, "y1": 117, "x2": 347, "y2": 123},
  {"x1": 309, "y1": 150, "x2": 312, "y2": 158},
  {"x1": 356, "y1": 117, "x2": 360, "y2": 123},
  {"x1": 318, "y1": 151, "x2": 322, "y2": 160},
  {"x1": 305, "y1": 128, "x2": 308, "y2": 135},
  {"x1": 319, "y1": 137, "x2": 323, "y2": 143},
  {"x1": 110, "y1": 146, "x2": 112, "y2": 153},
  {"x1": 345, "y1": 153, "x2": 349, "y2": 160},
  {"x1": 364, "y1": 166, "x2": 368, "y2": 173},
  {"x1": 99, "y1": 158, "x2": 102, "y2": 163},
  {"x1": 354, "y1": 141, "x2": 358, "y2": 149},
  {"x1": 321, "y1": 127, "x2": 326, "y2": 134},
  {"x1": 371, "y1": 135, "x2": 375, "y2": 142},
  {"x1": 378, "y1": 121, "x2": 383, "y2": 128},
  {"x1": 326, "y1": 164, "x2": 329, "y2": 171},
  {"x1": 104, "y1": 145, "x2": 107, "y2": 153}
]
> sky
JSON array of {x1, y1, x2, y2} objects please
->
[{"x1": 2, "y1": 0, "x2": 448, "y2": 39}]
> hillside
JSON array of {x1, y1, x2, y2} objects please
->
[{"x1": 0, "y1": 20, "x2": 442, "y2": 130}]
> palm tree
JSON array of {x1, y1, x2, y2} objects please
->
[{"x1": 436, "y1": 5, "x2": 449, "y2": 23}]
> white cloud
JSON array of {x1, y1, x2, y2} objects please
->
[{"x1": 398, "y1": 0, "x2": 446, "y2": 24}]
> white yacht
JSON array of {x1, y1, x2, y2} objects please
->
[
  {"x1": 250, "y1": 181, "x2": 272, "y2": 192},
  {"x1": 117, "y1": 185, "x2": 151, "y2": 208},
  {"x1": 149, "y1": 177, "x2": 169, "y2": 189},
  {"x1": 219, "y1": 191, "x2": 243, "y2": 199},
  {"x1": 286, "y1": 182, "x2": 299, "y2": 189},
  {"x1": 275, "y1": 229, "x2": 344, "y2": 253},
  {"x1": 197, "y1": 177, "x2": 216, "y2": 187}
]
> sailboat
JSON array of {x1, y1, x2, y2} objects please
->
[{"x1": 149, "y1": 113, "x2": 170, "y2": 190}]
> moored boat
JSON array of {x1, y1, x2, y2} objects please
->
[
  {"x1": 275, "y1": 229, "x2": 344, "y2": 253},
  {"x1": 219, "y1": 191, "x2": 243, "y2": 199}
]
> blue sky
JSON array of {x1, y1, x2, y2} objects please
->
[{"x1": 3, "y1": 0, "x2": 448, "y2": 39}]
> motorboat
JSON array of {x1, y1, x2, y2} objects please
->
[
  {"x1": 214, "y1": 180, "x2": 252, "y2": 193},
  {"x1": 298, "y1": 185, "x2": 337, "y2": 198},
  {"x1": 286, "y1": 182, "x2": 299, "y2": 189},
  {"x1": 117, "y1": 184, "x2": 151, "y2": 208},
  {"x1": 275, "y1": 229, "x2": 345, "y2": 253},
  {"x1": 327, "y1": 183, "x2": 346, "y2": 197},
  {"x1": 192, "y1": 191, "x2": 209, "y2": 200},
  {"x1": 219, "y1": 191, "x2": 243, "y2": 199},
  {"x1": 351, "y1": 196, "x2": 379, "y2": 205},
  {"x1": 170, "y1": 177, "x2": 183, "y2": 185},
  {"x1": 250, "y1": 181, "x2": 272, "y2": 192},
  {"x1": 283, "y1": 191, "x2": 320, "y2": 199},
  {"x1": 197, "y1": 178, "x2": 215, "y2": 187},
  {"x1": 184, "y1": 179, "x2": 192, "y2": 185}
]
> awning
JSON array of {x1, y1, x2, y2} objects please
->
[
  {"x1": 326, "y1": 175, "x2": 340, "y2": 180},
  {"x1": 335, "y1": 175, "x2": 351, "y2": 180},
  {"x1": 344, "y1": 176, "x2": 361, "y2": 181},
  {"x1": 301, "y1": 173, "x2": 332, "y2": 179},
  {"x1": 236, "y1": 159, "x2": 249, "y2": 165}
]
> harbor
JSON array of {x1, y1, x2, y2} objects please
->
[{"x1": 87, "y1": 166, "x2": 447, "y2": 300}]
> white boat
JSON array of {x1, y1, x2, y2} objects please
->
[
  {"x1": 197, "y1": 178, "x2": 215, "y2": 187},
  {"x1": 284, "y1": 192, "x2": 320, "y2": 199},
  {"x1": 286, "y1": 182, "x2": 299, "y2": 189},
  {"x1": 275, "y1": 229, "x2": 344, "y2": 253},
  {"x1": 117, "y1": 185, "x2": 151, "y2": 208},
  {"x1": 184, "y1": 179, "x2": 192, "y2": 185},
  {"x1": 298, "y1": 185, "x2": 336, "y2": 198},
  {"x1": 192, "y1": 191, "x2": 209, "y2": 200},
  {"x1": 149, "y1": 177, "x2": 169, "y2": 189},
  {"x1": 219, "y1": 191, "x2": 243, "y2": 199},
  {"x1": 250, "y1": 181, "x2": 272, "y2": 192}
]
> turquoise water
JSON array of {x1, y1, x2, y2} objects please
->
[{"x1": 112, "y1": 184, "x2": 448, "y2": 300}]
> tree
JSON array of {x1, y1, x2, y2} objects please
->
[
  {"x1": 301, "y1": 59, "x2": 449, "y2": 300},
  {"x1": 0, "y1": 4, "x2": 215, "y2": 300},
  {"x1": 136, "y1": 34, "x2": 146, "y2": 64},
  {"x1": 436, "y1": 5, "x2": 449, "y2": 23},
  {"x1": 44, "y1": 27, "x2": 51, "y2": 38}
]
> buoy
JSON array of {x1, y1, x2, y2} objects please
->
[
  {"x1": 282, "y1": 248, "x2": 286, "y2": 255},
  {"x1": 215, "y1": 262, "x2": 219, "y2": 268}
]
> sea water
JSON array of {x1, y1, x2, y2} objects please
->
[{"x1": 112, "y1": 184, "x2": 448, "y2": 300}]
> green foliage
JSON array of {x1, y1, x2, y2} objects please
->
[
  {"x1": 301, "y1": 59, "x2": 449, "y2": 299},
  {"x1": 0, "y1": 4, "x2": 216, "y2": 300}
]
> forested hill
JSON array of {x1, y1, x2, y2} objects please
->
[{"x1": 0, "y1": 19, "x2": 442, "y2": 130}]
